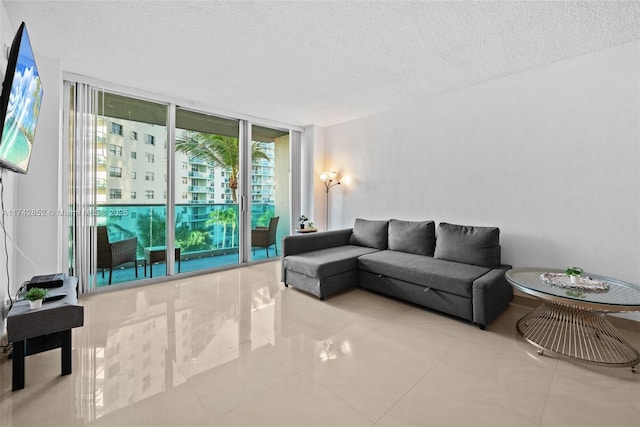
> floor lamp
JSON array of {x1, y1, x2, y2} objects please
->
[{"x1": 320, "y1": 171, "x2": 340, "y2": 229}]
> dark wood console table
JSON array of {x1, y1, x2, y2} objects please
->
[{"x1": 6, "y1": 275, "x2": 84, "y2": 391}]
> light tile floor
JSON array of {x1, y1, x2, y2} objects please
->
[{"x1": 1, "y1": 261, "x2": 639, "y2": 426}]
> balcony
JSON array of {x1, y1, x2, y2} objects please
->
[
  {"x1": 188, "y1": 185, "x2": 211, "y2": 193},
  {"x1": 188, "y1": 157, "x2": 210, "y2": 166},
  {"x1": 184, "y1": 213, "x2": 210, "y2": 221},
  {"x1": 88, "y1": 203, "x2": 278, "y2": 287},
  {"x1": 188, "y1": 171, "x2": 214, "y2": 179}
]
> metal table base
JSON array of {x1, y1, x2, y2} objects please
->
[{"x1": 517, "y1": 300, "x2": 640, "y2": 371}]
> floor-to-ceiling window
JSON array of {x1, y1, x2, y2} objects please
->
[
  {"x1": 67, "y1": 86, "x2": 170, "y2": 289},
  {"x1": 65, "y1": 79, "x2": 298, "y2": 292},
  {"x1": 174, "y1": 108, "x2": 241, "y2": 273},
  {"x1": 249, "y1": 125, "x2": 290, "y2": 261}
]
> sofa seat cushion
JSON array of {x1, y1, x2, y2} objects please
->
[
  {"x1": 285, "y1": 245, "x2": 380, "y2": 279},
  {"x1": 357, "y1": 250, "x2": 491, "y2": 298}
]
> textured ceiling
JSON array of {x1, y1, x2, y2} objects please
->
[{"x1": 4, "y1": 1, "x2": 640, "y2": 127}]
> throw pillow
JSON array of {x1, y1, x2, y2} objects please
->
[
  {"x1": 388, "y1": 219, "x2": 436, "y2": 256},
  {"x1": 348, "y1": 218, "x2": 389, "y2": 249},
  {"x1": 434, "y1": 222, "x2": 501, "y2": 268}
]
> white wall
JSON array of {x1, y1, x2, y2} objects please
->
[
  {"x1": 301, "y1": 126, "x2": 315, "y2": 224},
  {"x1": 15, "y1": 52, "x2": 61, "y2": 282},
  {"x1": 302, "y1": 125, "x2": 327, "y2": 231},
  {"x1": 324, "y1": 41, "x2": 640, "y2": 286}
]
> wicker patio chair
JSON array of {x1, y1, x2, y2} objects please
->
[
  {"x1": 251, "y1": 216, "x2": 279, "y2": 258},
  {"x1": 96, "y1": 226, "x2": 138, "y2": 285}
]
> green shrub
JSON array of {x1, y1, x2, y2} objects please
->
[
  {"x1": 25, "y1": 287, "x2": 48, "y2": 301},
  {"x1": 565, "y1": 267, "x2": 583, "y2": 276}
]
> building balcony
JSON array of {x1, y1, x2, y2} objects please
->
[
  {"x1": 185, "y1": 213, "x2": 210, "y2": 221},
  {"x1": 188, "y1": 171, "x2": 214, "y2": 179},
  {"x1": 188, "y1": 157, "x2": 210, "y2": 166}
]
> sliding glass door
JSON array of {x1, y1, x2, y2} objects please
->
[
  {"x1": 174, "y1": 108, "x2": 241, "y2": 273},
  {"x1": 100, "y1": 93, "x2": 171, "y2": 285},
  {"x1": 249, "y1": 125, "x2": 290, "y2": 261},
  {"x1": 67, "y1": 85, "x2": 171, "y2": 289},
  {"x1": 65, "y1": 80, "x2": 296, "y2": 292}
]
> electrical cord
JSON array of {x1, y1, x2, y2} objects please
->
[
  {"x1": 0, "y1": 342, "x2": 11, "y2": 355},
  {"x1": 0, "y1": 171, "x2": 42, "y2": 316},
  {"x1": 14, "y1": 280, "x2": 27, "y2": 300},
  {"x1": 0, "y1": 171, "x2": 12, "y2": 355},
  {"x1": 0, "y1": 172, "x2": 11, "y2": 311}
]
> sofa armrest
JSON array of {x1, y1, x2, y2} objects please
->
[
  {"x1": 282, "y1": 228, "x2": 353, "y2": 257},
  {"x1": 472, "y1": 266, "x2": 513, "y2": 327}
]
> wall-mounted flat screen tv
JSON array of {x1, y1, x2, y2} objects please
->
[{"x1": 0, "y1": 22, "x2": 43, "y2": 174}]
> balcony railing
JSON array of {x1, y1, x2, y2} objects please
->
[
  {"x1": 189, "y1": 157, "x2": 210, "y2": 166},
  {"x1": 184, "y1": 213, "x2": 210, "y2": 221},
  {"x1": 90, "y1": 202, "x2": 276, "y2": 258},
  {"x1": 188, "y1": 171, "x2": 214, "y2": 179},
  {"x1": 188, "y1": 185, "x2": 211, "y2": 193}
]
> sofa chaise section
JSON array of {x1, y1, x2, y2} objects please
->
[
  {"x1": 282, "y1": 228, "x2": 380, "y2": 299},
  {"x1": 284, "y1": 245, "x2": 379, "y2": 299}
]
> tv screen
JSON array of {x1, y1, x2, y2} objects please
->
[{"x1": 0, "y1": 22, "x2": 43, "y2": 174}]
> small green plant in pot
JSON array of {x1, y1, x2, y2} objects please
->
[
  {"x1": 565, "y1": 267, "x2": 584, "y2": 285},
  {"x1": 298, "y1": 215, "x2": 309, "y2": 229},
  {"x1": 24, "y1": 287, "x2": 48, "y2": 310}
]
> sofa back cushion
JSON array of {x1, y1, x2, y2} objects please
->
[
  {"x1": 348, "y1": 218, "x2": 389, "y2": 249},
  {"x1": 434, "y1": 222, "x2": 501, "y2": 268},
  {"x1": 388, "y1": 219, "x2": 436, "y2": 256}
]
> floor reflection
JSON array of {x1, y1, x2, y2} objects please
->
[
  {"x1": 74, "y1": 272, "x2": 279, "y2": 422},
  {"x1": 318, "y1": 338, "x2": 352, "y2": 362}
]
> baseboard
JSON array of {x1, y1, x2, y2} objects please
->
[{"x1": 511, "y1": 295, "x2": 640, "y2": 333}]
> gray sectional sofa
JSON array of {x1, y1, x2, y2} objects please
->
[{"x1": 281, "y1": 219, "x2": 513, "y2": 329}]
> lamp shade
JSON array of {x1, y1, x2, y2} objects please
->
[{"x1": 320, "y1": 171, "x2": 338, "y2": 183}]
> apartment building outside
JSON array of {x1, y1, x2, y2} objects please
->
[{"x1": 96, "y1": 117, "x2": 276, "y2": 252}]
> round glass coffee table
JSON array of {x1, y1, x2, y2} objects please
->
[{"x1": 505, "y1": 268, "x2": 640, "y2": 371}]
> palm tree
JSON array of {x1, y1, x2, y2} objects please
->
[
  {"x1": 176, "y1": 131, "x2": 270, "y2": 203},
  {"x1": 135, "y1": 209, "x2": 166, "y2": 251},
  {"x1": 206, "y1": 207, "x2": 238, "y2": 248}
]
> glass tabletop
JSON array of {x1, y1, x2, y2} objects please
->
[{"x1": 506, "y1": 267, "x2": 640, "y2": 309}]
